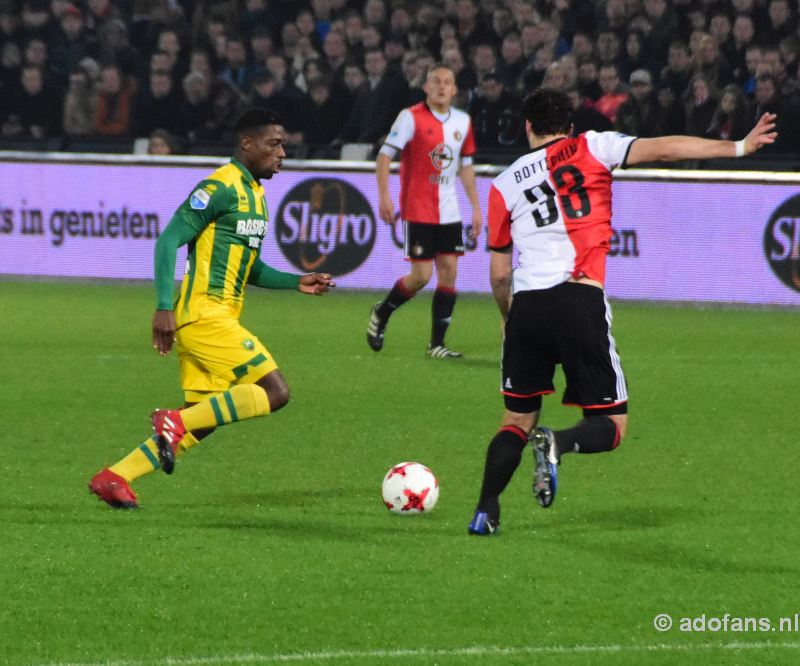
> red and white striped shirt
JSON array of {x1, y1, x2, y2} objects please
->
[
  {"x1": 488, "y1": 131, "x2": 636, "y2": 292},
  {"x1": 383, "y1": 102, "x2": 476, "y2": 225}
]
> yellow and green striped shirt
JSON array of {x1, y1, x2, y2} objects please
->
[{"x1": 155, "y1": 158, "x2": 298, "y2": 325}]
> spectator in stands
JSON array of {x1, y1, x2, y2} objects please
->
[
  {"x1": 62, "y1": 63, "x2": 96, "y2": 137},
  {"x1": 742, "y1": 45, "x2": 762, "y2": 97},
  {"x1": 296, "y1": 8, "x2": 323, "y2": 51},
  {"x1": 761, "y1": 0, "x2": 796, "y2": 44},
  {"x1": 177, "y1": 70, "x2": 215, "y2": 143},
  {"x1": 643, "y1": 0, "x2": 679, "y2": 64},
  {"x1": 616, "y1": 69, "x2": 659, "y2": 137},
  {"x1": 519, "y1": 22, "x2": 540, "y2": 62},
  {"x1": 131, "y1": 69, "x2": 183, "y2": 138},
  {"x1": 491, "y1": 6, "x2": 514, "y2": 42},
  {"x1": 685, "y1": 74, "x2": 717, "y2": 137},
  {"x1": 694, "y1": 33, "x2": 734, "y2": 90},
  {"x1": 220, "y1": 35, "x2": 255, "y2": 94},
  {"x1": 49, "y1": 4, "x2": 96, "y2": 84},
  {"x1": 357, "y1": 23, "x2": 379, "y2": 53},
  {"x1": 249, "y1": 25, "x2": 274, "y2": 68},
  {"x1": 602, "y1": 0, "x2": 629, "y2": 33},
  {"x1": 188, "y1": 48, "x2": 214, "y2": 85},
  {"x1": 389, "y1": 4, "x2": 413, "y2": 41},
  {"x1": 661, "y1": 41, "x2": 693, "y2": 98},
  {"x1": 147, "y1": 128, "x2": 175, "y2": 155},
  {"x1": 156, "y1": 28, "x2": 187, "y2": 80},
  {"x1": 249, "y1": 70, "x2": 303, "y2": 139},
  {"x1": 21, "y1": 0, "x2": 55, "y2": 42},
  {"x1": 752, "y1": 72, "x2": 800, "y2": 153},
  {"x1": 595, "y1": 30, "x2": 622, "y2": 69},
  {"x1": 651, "y1": 83, "x2": 686, "y2": 135},
  {"x1": 468, "y1": 72, "x2": 523, "y2": 148},
  {"x1": 566, "y1": 86, "x2": 612, "y2": 134},
  {"x1": 760, "y1": 47, "x2": 791, "y2": 94},
  {"x1": 322, "y1": 28, "x2": 348, "y2": 83},
  {"x1": 537, "y1": 19, "x2": 570, "y2": 59},
  {"x1": 96, "y1": 18, "x2": 140, "y2": 80},
  {"x1": 303, "y1": 76, "x2": 350, "y2": 153},
  {"x1": 384, "y1": 33, "x2": 408, "y2": 70},
  {"x1": 595, "y1": 63, "x2": 628, "y2": 123},
  {"x1": 342, "y1": 10, "x2": 365, "y2": 61},
  {"x1": 454, "y1": 0, "x2": 495, "y2": 54},
  {"x1": 7, "y1": 63, "x2": 60, "y2": 138},
  {"x1": 577, "y1": 59, "x2": 602, "y2": 101},
  {"x1": 363, "y1": 0, "x2": 388, "y2": 30},
  {"x1": 541, "y1": 60, "x2": 568, "y2": 91},
  {"x1": 201, "y1": 78, "x2": 244, "y2": 143},
  {"x1": 0, "y1": 1, "x2": 22, "y2": 46},
  {"x1": 497, "y1": 31, "x2": 525, "y2": 93},
  {"x1": 93, "y1": 62, "x2": 133, "y2": 137},
  {"x1": 442, "y1": 46, "x2": 477, "y2": 95},
  {"x1": 342, "y1": 59, "x2": 366, "y2": 98},
  {"x1": 620, "y1": 30, "x2": 656, "y2": 80},
  {"x1": 471, "y1": 43, "x2": 497, "y2": 84},
  {"x1": 338, "y1": 47, "x2": 408, "y2": 147},
  {"x1": 731, "y1": 15, "x2": 756, "y2": 84},
  {"x1": 706, "y1": 84, "x2": 752, "y2": 140}
]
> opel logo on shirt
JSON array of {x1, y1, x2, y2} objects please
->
[{"x1": 428, "y1": 143, "x2": 454, "y2": 170}]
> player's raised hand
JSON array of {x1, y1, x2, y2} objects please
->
[
  {"x1": 744, "y1": 113, "x2": 778, "y2": 154},
  {"x1": 152, "y1": 309, "x2": 177, "y2": 355},
  {"x1": 468, "y1": 208, "x2": 483, "y2": 240},
  {"x1": 378, "y1": 193, "x2": 395, "y2": 224},
  {"x1": 299, "y1": 273, "x2": 336, "y2": 295}
]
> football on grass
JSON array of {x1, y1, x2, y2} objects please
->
[{"x1": 381, "y1": 462, "x2": 439, "y2": 514}]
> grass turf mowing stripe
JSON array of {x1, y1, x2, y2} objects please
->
[{"x1": 33, "y1": 641, "x2": 800, "y2": 665}]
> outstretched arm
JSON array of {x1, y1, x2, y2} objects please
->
[{"x1": 626, "y1": 113, "x2": 777, "y2": 165}]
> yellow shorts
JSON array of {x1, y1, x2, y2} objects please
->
[{"x1": 175, "y1": 316, "x2": 278, "y2": 403}]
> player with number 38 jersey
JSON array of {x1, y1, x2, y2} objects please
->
[
  {"x1": 488, "y1": 130, "x2": 635, "y2": 291},
  {"x1": 469, "y1": 88, "x2": 777, "y2": 536}
]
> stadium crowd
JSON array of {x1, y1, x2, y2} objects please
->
[{"x1": 1, "y1": 0, "x2": 800, "y2": 160}]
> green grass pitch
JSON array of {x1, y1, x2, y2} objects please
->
[{"x1": 1, "y1": 279, "x2": 798, "y2": 666}]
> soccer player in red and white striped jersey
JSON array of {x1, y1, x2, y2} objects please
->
[
  {"x1": 366, "y1": 63, "x2": 482, "y2": 359},
  {"x1": 469, "y1": 88, "x2": 777, "y2": 535}
]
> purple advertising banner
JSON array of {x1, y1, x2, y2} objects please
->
[{"x1": 1, "y1": 159, "x2": 799, "y2": 306}]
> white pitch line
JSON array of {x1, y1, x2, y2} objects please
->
[{"x1": 32, "y1": 641, "x2": 800, "y2": 666}]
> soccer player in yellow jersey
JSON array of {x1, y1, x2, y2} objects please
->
[{"x1": 89, "y1": 108, "x2": 335, "y2": 508}]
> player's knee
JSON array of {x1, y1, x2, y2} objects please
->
[{"x1": 267, "y1": 382, "x2": 290, "y2": 412}]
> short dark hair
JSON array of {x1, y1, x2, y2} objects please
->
[
  {"x1": 522, "y1": 88, "x2": 573, "y2": 136},
  {"x1": 234, "y1": 108, "x2": 282, "y2": 136}
]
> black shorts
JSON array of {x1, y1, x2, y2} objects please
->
[
  {"x1": 501, "y1": 282, "x2": 628, "y2": 414},
  {"x1": 404, "y1": 221, "x2": 464, "y2": 261}
]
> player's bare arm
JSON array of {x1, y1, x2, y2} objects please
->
[
  {"x1": 459, "y1": 163, "x2": 483, "y2": 240},
  {"x1": 152, "y1": 309, "x2": 176, "y2": 355},
  {"x1": 627, "y1": 113, "x2": 777, "y2": 165},
  {"x1": 375, "y1": 152, "x2": 394, "y2": 224},
  {"x1": 490, "y1": 250, "x2": 513, "y2": 320},
  {"x1": 299, "y1": 273, "x2": 336, "y2": 295}
]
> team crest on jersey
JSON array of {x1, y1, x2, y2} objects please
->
[
  {"x1": 190, "y1": 188, "x2": 211, "y2": 210},
  {"x1": 242, "y1": 338, "x2": 255, "y2": 351},
  {"x1": 429, "y1": 143, "x2": 454, "y2": 170},
  {"x1": 453, "y1": 130, "x2": 462, "y2": 141}
]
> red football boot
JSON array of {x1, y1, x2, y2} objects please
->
[
  {"x1": 151, "y1": 409, "x2": 186, "y2": 475},
  {"x1": 88, "y1": 468, "x2": 138, "y2": 509}
]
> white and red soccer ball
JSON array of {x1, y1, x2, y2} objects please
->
[{"x1": 381, "y1": 462, "x2": 439, "y2": 514}]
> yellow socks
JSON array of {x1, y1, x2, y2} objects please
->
[
  {"x1": 108, "y1": 385, "x2": 269, "y2": 483},
  {"x1": 109, "y1": 432, "x2": 201, "y2": 482},
  {"x1": 180, "y1": 384, "x2": 271, "y2": 432}
]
